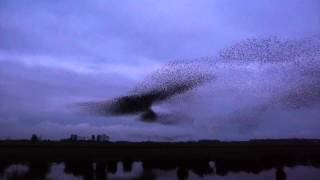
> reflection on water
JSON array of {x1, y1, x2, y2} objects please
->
[{"x1": 0, "y1": 160, "x2": 319, "y2": 180}]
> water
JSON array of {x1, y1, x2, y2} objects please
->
[{"x1": 1, "y1": 161, "x2": 319, "y2": 180}]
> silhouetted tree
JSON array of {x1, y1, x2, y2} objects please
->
[
  {"x1": 122, "y1": 160, "x2": 133, "y2": 172},
  {"x1": 96, "y1": 162, "x2": 107, "y2": 180},
  {"x1": 132, "y1": 170, "x2": 156, "y2": 180},
  {"x1": 31, "y1": 134, "x2": 39, "y2": 142},
  {"x1": 26, "y1": 161, "x2": 50, "y2": 179},
  {"x1": 107, "y1": 161, "x2": 117, "y2": 174},
  {"x1": 64, "y1": 160, "x2": 93, "y2": 180},
  {"x1": 0, "y1": 160, "x2": 10, "y2": 175},
  {"x1": 276, "y1": 167, "x2": 286, "y2": 180},
  {"x1": 177, "y1": 167, "x2": 189, "y2": 180}
]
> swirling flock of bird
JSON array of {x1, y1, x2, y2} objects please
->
[{"x1": 79, "y1": 35, "x2": 320, "y2": 123}]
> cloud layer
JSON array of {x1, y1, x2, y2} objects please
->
[{"x1": 0, "y1": 0, "x2": 319, "y2": 140}]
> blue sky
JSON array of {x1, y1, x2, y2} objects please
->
[{"x1": 0, "y1": 0, "x2": 319, "y2": 141}]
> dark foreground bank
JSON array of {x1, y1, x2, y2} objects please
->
[{"x1": 0, "y1": 139, "x2": 320, "y2": 180}]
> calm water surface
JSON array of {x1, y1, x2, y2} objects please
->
[{"x1": 0, "y1": 161, "x2": 319, "y2": 180}]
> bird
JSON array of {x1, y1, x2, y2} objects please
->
[{"x1": 78, "y1": 61, "x2": 214, "y2": 122}]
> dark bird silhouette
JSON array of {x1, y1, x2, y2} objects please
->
[{"x1": 78, "y1": 61, "x2": 214, "y2": 122}]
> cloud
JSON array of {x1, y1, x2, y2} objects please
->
[
  {"x1": 0, "y1": 1, "x2": 320, "y2": 140},
  {"x1": 1, "y1": 35, "x2": 320, "y2": 141},
  {"x1": 0, "y1": 52, "x2": 161, "y2": 80},
  {"x1": 1, "y1": 0, "x2": 319, "y2": 62}
]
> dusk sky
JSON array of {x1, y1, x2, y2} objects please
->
[{"x1": 0, "y1": 0, "x2": 319, "y2": 141}]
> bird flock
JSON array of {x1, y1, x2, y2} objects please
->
[{"x1": 79, "y1": 35, "x2": 320, "y2": 123}]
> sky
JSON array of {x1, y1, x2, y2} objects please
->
[{"x1": 0, "y1": 0, "x2": 320, "y2": 141}]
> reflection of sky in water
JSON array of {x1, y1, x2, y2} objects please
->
[
  {"x1": 47, "y1": 163, "x2": 81, "y2": 180},
  {"x1": 1, "y1": 162, "x2": 320, "y2": 180},
  {"x1": 108, "y1": 162, "x2": 143, "y2": 179}
]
